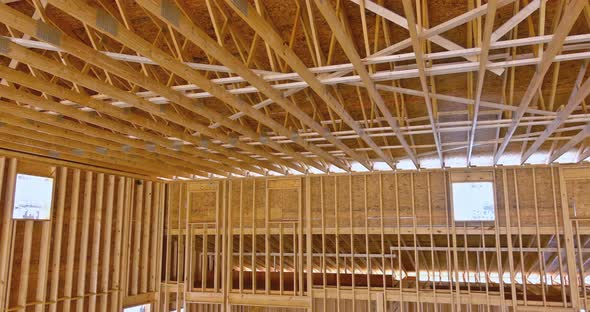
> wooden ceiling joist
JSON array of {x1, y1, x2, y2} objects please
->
[
  {"x1": 493, "y1": 0, "x2": 586, "y2": 164},
  {"x1": 0, "y1": 121, "x2": 180, "y2": 177},
  {"x1": 549, "y1": 122, "x2": 590, "y2": 163},
  {"x1": 0, "y1": 132, "x2": 171, "y2": 177},
  {"x1": 0, "y1": 61, "x2": 279, "y2": 178},
  {"x1": 0, "y1": 84, "x2": 234, "y2": 177},
  {"x1": 134, "y1": 0, "x2": 365, "y2": 171},
  {"x1": 401, "y1": 0, "x2": 443, "y2": 166},
  {"x1": 4, "y1": 33, "x2": 590, "y2": 92},
  {"x1": 0, "y1": 102, "x2": 215, "y2": 177},
  {"x1": 466, "y1": 0, "x2": 497, "y2": 166},
  {"x1": 45, "y1": 0, "x2": 336, "y2": 173},
  {"x1": 0, "y1": 58, "x2": 252, "y2": 176},
  {"x1": 0, "y1": 3, "x2": 299, "y2": 175},
  {"x1": 0, "y1": 0, "x2": 587, "y2": 177},
  {"x1": 222, "y1": 0, "x2": 399, "y2": 169},
  {"x1": 314, "y1": 0, "x2": 418, "y2": 168},
  {"x1": 350, "y1": 0, "x2": 506, "y2": 76},
  {"x1": 521, "y1": 62, "x2": 590, "y2": 164}
]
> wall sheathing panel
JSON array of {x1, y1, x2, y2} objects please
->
[
  {"x1": 0, "y1": 156, "x2": 165, "y2": 312},
  {"x1": 163, "y1": 166, "x2": 590, "y2": 312}
]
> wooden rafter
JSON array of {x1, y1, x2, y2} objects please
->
[
  {"x1": 350, "y1": 0, "x2": 508, "y2": 76},
  {"x1": 0, "y1": 0, "x2": 586, "y2": 178},
  {"x1": 521, "y1": 63, "x2": 590, "y2": 163},
  {"x1": 0, "y1": 46, "x2": 266, "y2": 175},
  {"x1": 0, "y1": 3, "x2": 295, "y2": 175},
  {"x1": 494, "y1": 0, "x2": 586, "y2": 164},
  {"x1": 222, "y1": 0, "x2": 396, "y2": 169},
  {"x1": 44, "y1": 0, "x2": 327, "y2": 173},
  {"x1": 401, "y1": 0, "x2": 444, "y2": 166},
  {"x1": 549, "y1": 122, "x2": 590, "y2": 163},
  {"x1": 466, "y1": 0, "x2": 497, "y2": 165},
  {"x1": 134, "y1": 0, "x2": 368, "y2": 171},
  {"x1": 313, "y1": 0, "x2": 419, "y2": 168}
]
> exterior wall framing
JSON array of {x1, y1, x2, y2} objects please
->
[
  {"x1": 0, "y1": 153, "x2": 166, "y2": 312},
  {"x1": 161, "y1": 165, "x2": 590, "y2": 312}
]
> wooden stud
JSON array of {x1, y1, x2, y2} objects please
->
[
  {"x1": 99, "y1": 175, "x2": 116, "y2": 312},
  {"x1": 76, "y1": 171, "x2": 93, "y2": 312},
  {"x1": 88, "y1": 173, "x2": 104, "y2": 312},
  {"x1": 44, "y1": 167, "x2": 66, "y2": 312},
  {"x1": 62, "y1": 168, "x2": 81, "y2": 312}
]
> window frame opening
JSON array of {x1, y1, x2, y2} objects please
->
[
  {"x1": 450, "y1": 172, "x2": 496, "y2": 222},
  {"x1": 12, "y1": 173, "x2": 55, "y2": 221}
]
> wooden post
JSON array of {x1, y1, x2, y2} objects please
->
[
  {"x1": 42, "y1": 167, "x2": 66, "y2": 312},
  {"x1": 131, "y1": 181, "x2": 144, "y2": 295},
  {"x1": 76, "y1": 171, "x2": 93, "y2": 312},
  {"x1": 141, "y1": 181, "x2": 153, "y2": 294},
  {"x1": 306, "y1": 176, "x2": 313, "y2": 309},
  {"x1": 0, "y1": 158, "x2": 16, "y2": 311},
  {"x1": 16, "y1": 220, "x2": 34, "y2": 312},
  {"x1": 558, "y1": 167, "x2": 580, "y2": 309},
  {"x1": 99, "y1": 175, "x2": 115, "y2": 312},
  {"x1": 88, "y1": 172, "x2": 105, "y2": 312},
  {"x1": 63, "y1": 168, "x2": 81, "y2": 312},
  {"x1": 111, "y1": 176, "x2": 126, "y2": 310},
  {"x1": 118, "y1": 177, "x2": 135, "y2": 309}
]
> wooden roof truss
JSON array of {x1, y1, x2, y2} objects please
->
[{"x1": 0, "y1": 0, "x2": 589, "y2": 178}]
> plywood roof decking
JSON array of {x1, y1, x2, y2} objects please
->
[{"x1": 0, "y1": 0, "x2": 589, "y2": 178}]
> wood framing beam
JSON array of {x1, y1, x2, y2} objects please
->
[
  {"x1": 349, "y1": 0, "x2": 506, "y2": 76},
  {"x1": 0, "y1": 136, "x2": 168, "y2": 178},
  {"x1": 222, "y1": 0, "x2": 395, "y2": 169},
  {"x1": 521, "y1": 64, "x2": 590, "y2": 163},
  {"x1": 0, "y1": 108, "x2": 207, "y2": 177},
  {"x1": 548, "y1": 122, "x2": 590, "y2": 163},
  {"x1": 0, "y1": 80, "x2": 234, "y2": 177},
  {"x1": 47, "y1": 0, "x2": 330, "y2": 172},
  {"x1": 400, "y1": 0, "x2": 444, "y2": 165},
  {"x1": 0, "y1": 103, "x2": 221, "y2": 178},
  {"x1": 313, "y1": 0, "x2": 418, "y2": 168},
  {"x1": 467, "y1": 0, "x2": 498, "y2": 165},
  {"x1": 0, "y1": 119, "x2": 190, "y2": 177},
  {"x1": 0, "y1": 0, "x2": 47, "y2": 86},
  {"x1": 494, "y1": 0, "x2": 586, "y2": 164},
  {"x1": 0, "y1": 157, "x2": 15, "y2": 311},
  {"x1": 491, "y1": 0, "x2": 541, "y2": 43},
  {"x1": 577, "y1": 146, "x2": 590, "y2": 162},
  {"x1": 0, "y1": 38, "x2": 278, "y2": 176},
  {"x1": 420, "y1": 0, "x2": 515, "y2": 41},
  {"x1": 134, "y1": 0, "x2": 363, "y2": 171},
  {"x1": 372, "y1": 83, "x2": 553, "y2": 116},
  {"x1": 0, "y1": 3, "x2": 300, "y2": 174},
  {"x1": 4, "y1": 33, "x2": 590, "y2": 92}
]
